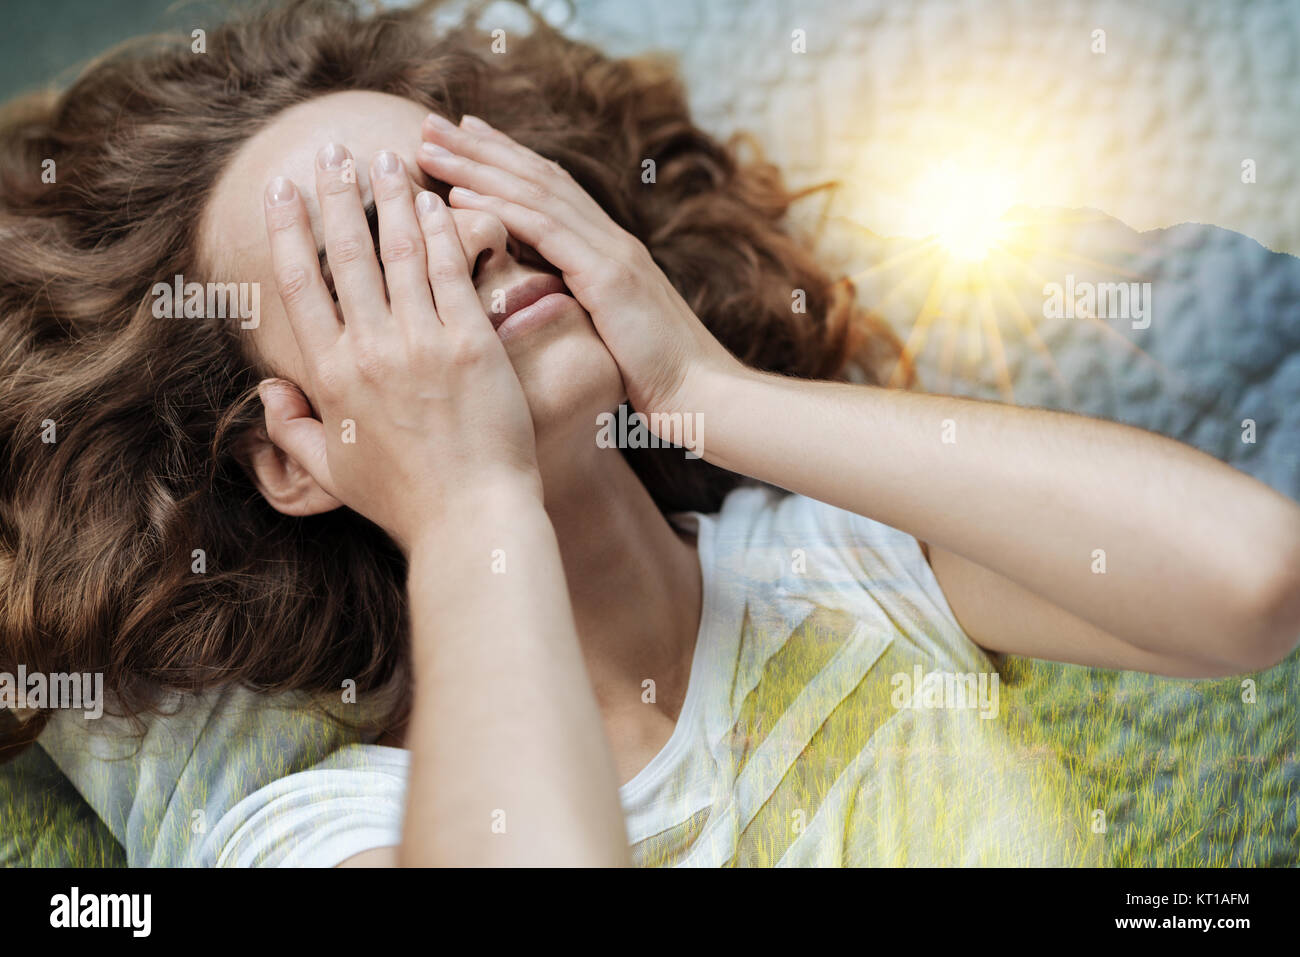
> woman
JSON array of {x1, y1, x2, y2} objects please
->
[{"x1": 4, "y1": 0, "x2": 1298, "y2": 867}]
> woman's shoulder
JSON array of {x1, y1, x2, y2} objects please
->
[
  {"x1": 696, "y1": 486, "x2": 977, "y2": 660},
  {"x1": 696, "y1": 484, "x2": 923, "y2": 572},
  {"x1": 38, "y1": 684, "x2": 378, "y2": 866}
]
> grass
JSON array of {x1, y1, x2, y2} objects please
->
[
  {"x1": 0, "y1": 740, "x2": 126, "y2": 867},
  {"x1": 997, "y1": 649, "x2": 1298, "y2": 866},
  {"x1": 3, "y1": 639, "x2": 1296, "y2": 867}
]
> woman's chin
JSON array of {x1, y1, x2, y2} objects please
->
[{"x1": 512, "y1": 312, "x2": 623, "y2": 448}]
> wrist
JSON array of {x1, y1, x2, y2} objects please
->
[
  {"x1": 677, "y1": 357, "x2": 761, "y2": 462},
  {"x1": 674, "y1": 350, "x2": 752, "y2": 418},
  {"x1": 402, "y1": 471, "x2": 546, "y2": 559}
]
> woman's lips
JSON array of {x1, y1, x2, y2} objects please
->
[
  {"x1": 495, "y1": 292, "x2": 573, "y2": 343},
  {"x1": 492, "y1": 273, "x2": 567, "y2": 331},
  {"x1": 492, "y1": 273, "x2": 573, "y2": 342}
]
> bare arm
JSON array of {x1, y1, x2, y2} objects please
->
[
  {"x1": 398, "y1": 485, "x2": 629, "y2": 866},
  {"x1": 260, "y1": 145, "x2": 626, "y2": 867},
  {"x1": 689, "y1": 368, "x2": 1300, "y2": 677},
  {"x1": 417, "y1": 117, "x2": 1300, "y2": 676},
  {"x1": 342, "y1": 489, "x2": 629, "y2": 868},
  {"x1": 339, "y1": 487, "x2": 628, "y2": 868}
]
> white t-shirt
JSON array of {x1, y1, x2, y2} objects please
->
[{"x1": 38, "y1": 487, "x2": 1087, "y2": 866}]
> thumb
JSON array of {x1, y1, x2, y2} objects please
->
[{"x1": 257, "y1": 378, "x2": 335, "y2": 493}]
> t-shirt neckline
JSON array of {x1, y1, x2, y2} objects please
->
[
  {"x1": 616, "y1": 508, "x2": 717, "y2": 804},
  {"x1": 368, "y1": 508, "x2": 720, "y2": 808}
]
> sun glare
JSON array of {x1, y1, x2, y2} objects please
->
[
  {"x1": 937, "y1": 212, "x2": 1010, "y2": 262},
  {"x1": 839, "y1": 127, "x2": 1146, "y2": 404},
  {"x1": 910, "y1": 160, "x2": 1017, "y2": 263}
]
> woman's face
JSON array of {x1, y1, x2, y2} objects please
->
[{"x1": 200, "y1": 90, "x2": 623, "y2": 469}]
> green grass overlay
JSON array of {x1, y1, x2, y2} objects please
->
[
  {"x1": 1, "y1": 740, "x2": 126, "y2": 867},
  {"x1": 2, "y1": 640, "x2": 1295, "y2": 867},
  {"x1": 996, "y1": 647, "x2": 1298, "y2": 867}
]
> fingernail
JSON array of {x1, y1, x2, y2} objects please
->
[
  {"x1": 415, "y1": 191, "x2": 441, "y2": 215},
  {"x1": 460, "y1": 114, "x2": 491, "y2": 131},
  {"x1": 419, "y1": 142, "x2": 452, "y2": 159},
  {"x1": 449, "y1": 186, "x2": 479, "y2": 202},
  {"x1": 426, "y1": 112, "x2": 456, "y2": 130},
  {"x1": 317, "y1": 142, "x2": 349, "y2": 169},
  {"x1": 373, "y1": 150, "x2": 401, "y2": 177},
  {"x1": 266, "y1": 176, "x2": 296, "y2": 205}
]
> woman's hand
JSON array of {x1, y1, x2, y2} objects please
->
[
  {"x1": 260, "y1": 148, "x2": 627, "y2": 867},
  {"x1": 260, "y1": 145, "x2": 541, "y2": 553},
  {"x1": 416, "y1": 113, "x2": 742, "y2": 422}
]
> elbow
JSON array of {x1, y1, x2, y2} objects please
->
[{"x1": 1226, "y1": 536, "x2": 1300, "y2": 674}]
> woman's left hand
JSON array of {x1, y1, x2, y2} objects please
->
[{"x1": 416, "y1": 112, "x2": 741, "y2": 420}]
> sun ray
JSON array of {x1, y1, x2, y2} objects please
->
[
  {"x1": 974, "y1": 269, "x2": 1015, "y2": 401},
  {"x1": 988, "y1": 272, "x2": 1077, "y2": 404},
  {"x1": 1007, "y1": 243, "x2": 1151, "y2": 282},
  {"x1": 887, "y1": 259, "x2": 953, "y2": 388},
  {"x1": 859, "y1": 243, "x2": 950, "y2": 314},
  {"x1": 937, "y1": 306, "x2": 961, "y2": 392},
  {"x1": 833, "y1": 155, "x2": 1196, "y2": 404},
  {"x1": 996, "y1": 254, "x2": 1170, "y2": 373}
]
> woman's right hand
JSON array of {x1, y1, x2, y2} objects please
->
[{"x1": 258, "y1": 145, "x2": 541, "y2": 553}]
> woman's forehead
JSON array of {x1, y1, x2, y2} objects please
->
[{"x1": 201, "y1": 91, "x2": 431, "y2": 276}]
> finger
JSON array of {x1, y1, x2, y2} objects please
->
[
  {"x1": 415, "y1": 143, "x2": 607, "y2": 249},
  {"x1": 258, "y1": 378, "x2": 335, "y2": 495},
  {"x1": 263, "y1": 175, "x2": 340, "y2": 359},
  {"x1": 421, "y1": 112, "x2": 605, "y2": 218},
  {"x1": 414, "y1": 190, "x2": 490, "y2": 333},
  {"x1": 443, "y1": 186, "x2": 609, "y2": 292},
  {"x1": 370, "y1": 150, "x2": 435, "y2": 325},
  {"x1": 461, "y1": 114, "x2": 595, "y2": 208},
  {"x1": 315, "y1": 142, "x2": 387, "y2": 328}
]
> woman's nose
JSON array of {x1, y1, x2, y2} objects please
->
[{"x1": 448, "y1": 207, "x2": 518, "y2": 284}]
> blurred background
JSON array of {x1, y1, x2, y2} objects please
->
[{"x1": 4, "y1": 0, "x2": 1298, "y2": 254}]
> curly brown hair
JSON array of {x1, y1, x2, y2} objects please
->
[{"x1": 0, "y1": 0, "x2": 905, "y2": 757}]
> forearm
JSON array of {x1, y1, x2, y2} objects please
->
[
  {"x1": 692, "y1": 366, "x2": 1300, "y2": 666},
  {"x1": 398, "y1": 482, "x2": 629, "y2": 866}
]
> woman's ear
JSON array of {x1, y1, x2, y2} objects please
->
[{"x1": 239, "y1": 380, "x2": 342, "y2": 517}]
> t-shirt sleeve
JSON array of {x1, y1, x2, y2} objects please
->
[
  {"x1": 201, "y1": 745, "x2": 406, "y2": 867},
  {"x1": 765, "y1": 489, "x2": 982, "y2": 659}
]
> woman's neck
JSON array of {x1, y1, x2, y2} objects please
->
[
  {"x1": 377, "y1": 440, "x2": 705, "y2": 767},
  {"x1": 540, "y1": 442, "x2": 704, "y2": 729}
]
